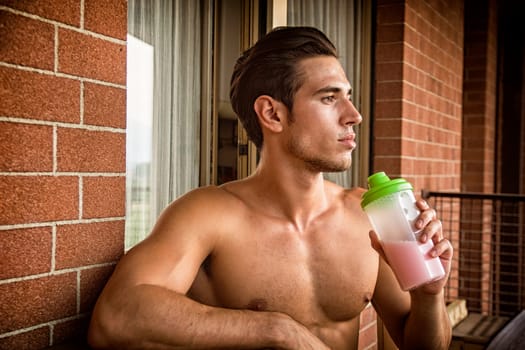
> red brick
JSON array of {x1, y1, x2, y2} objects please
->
[
  {"x1": 84, "y1": 0, "x2": 127, "y2": 40},
  {"x1": 415, "y1": 50, "x2": 432, "y2": 72},
  {"x1": 358, "y1": 319, "x2": 378, "y2": 349},
  {"x1": 0, "y1": 10, "x2": 54, "y2": 70},
  {"x1": 412, "y1": 86, "x2": 427, "y2": 106},
  {"x1": 376, "y1": 62, "x2": 403, "y2": 82},
  {"x1": 0, "y1": 176, "x2": 78, "y2": 225},
  {"x1": 84, "y1": 82, "x2": 126, "y2": 128},
  {"x1": 0, "y1": 273, "x2": 77, "y2": 333},
  {"x1": 376, "y1": 81, "x2": 403, "y2": 100},
  {"x1": 374, "y1": 119, "x2": 402, "y2": 138},
  {"x1": 375, "y1": 42, "x2": 403, "y2": 62},
  {"x1": 0, "y1": 0, "x2": 80, "y2": 27},
  {"x1": 404, "y1": 121, "x2": 425, "y2": 140},
  {"x1": 80, "y1": 265, "x2": 116, "y2": 313},
  {"x1": 374, "y1": 1, "x2": 463, "y2": 194},
  {"x1": 0, "y1": 66, "x2": 80, "y2": 123},
  {"x1": 58, "y1": 28, "x2": 126, "y2": 85},
  {"x1": 403, "y1": 44, "x2": 417, "y2": 65},
  {"x1": 403, "y1": 100, "x2": 418, "y2": 117},
  {"x1": 82, "y1": 176, "x2": 125, "y2": 219},
  {"x1": 0, "y1": 227, "x2": 52, "y2": 279},
  {"x1": 377, "y1": 3, "x2": 405, "y2": 24},
  {"x1": 56, "y1": 221, "x2": 124, "y2": 269},
  {"x1": 404, "y1": 4, "x2": 419, "y2": 27},
  {"x1": 376, "y1": 0, "x2": 404, "y2": 4},
  {"x1": 52, "y1": 316, "x2": 90, "y2": 346},
  {"x1": 401, "y1": 157, "x2": 416, "y2": 175},
  {"x1": 373, "y1": 156, "x2": 402, "y2": 175},
  {"x1": 359, "y1": 304, "x2": 377, "y2": 329},
  {"x1": 403, "y1": 63, "x2": 418, "y2": 85},
  {"x1": 415, "y1": 141, "x2": 434, "y2": 158},
  {"x1": 0, "y1": 122, "x2": 53, "y2": 172},
  {"x1": 57, "y1": 128, "x2": 125, "y2": 172},
  {"x1": 0, "y1": 326, "x2": 50, "y2": 350},
  {"x1": 375, "y1": 138, "x2": 402, "y2": 155},
  {"x1": 376, "y1": 23, "x2": 404, "y2": 42},
  {"x1": 374, "y1": 100, "x2": 402, "y2": 118}
]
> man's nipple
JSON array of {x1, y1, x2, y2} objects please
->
[
  {"x1": 246, "y1": 298, "x2": 268, "y2": 311},
  {"x1": 364, "y1": 292, "x2": 373, "y2": 303}
]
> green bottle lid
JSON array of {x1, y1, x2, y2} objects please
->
[{"x1": 360, "y1": 172, "x2": 413, "y2": 208}]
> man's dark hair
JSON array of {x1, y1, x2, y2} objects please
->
[{"x1": 230, "y1": 26, "x2": 338, "y2": 149}]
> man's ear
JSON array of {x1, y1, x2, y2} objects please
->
[{"x1": 253, "y1": 95, "x2": 284, "y2": 133}]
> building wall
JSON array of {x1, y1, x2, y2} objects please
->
[
  {"x1": 462, "y1": 0, "x2": 498, "y2": 193},
  {"x1": 374, "y1": 0, "x2": 464, "y2": 193},
  {"x1": 369, "y1": 0, "x2": 465, "y2": 348},
  {"x1": 459, "y1": 0, "x2": 498, "y2": 315},
  {"x1": 0, "y1": 1, "x2": 127, "y2": 348}
]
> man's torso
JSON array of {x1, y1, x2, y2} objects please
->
[{"x1": 187, "y1": 182, "x2": 378, "y2": 349}]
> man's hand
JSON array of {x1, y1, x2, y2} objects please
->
[
  {"x1": 412, "y1": 199, "x2": 453, "y2": 294},
  {"x1": 369, "y1": 198, "x2": 453, "y2": 295},
  {"x1": 272, "y1": 313, "x2": 331, "y2": 350}
]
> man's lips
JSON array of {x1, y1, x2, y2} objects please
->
[{"x1": 338, "y1": 134, "x2": 357, "y2": 148}]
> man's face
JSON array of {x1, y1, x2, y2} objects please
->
[{"x1": 283, "y1": 55, "x2": 362, "y2": 173}]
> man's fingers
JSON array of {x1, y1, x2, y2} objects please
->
[{"x1": 369, "y1": 230, "x2": 389, "y2": 263}]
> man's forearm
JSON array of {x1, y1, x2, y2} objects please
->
[
  {"x1": 88, "y1": 284, "x2": 289, "y2": 349},
  {"x1": 403, "y1": 289, "x2": 452, "y2": 349}
]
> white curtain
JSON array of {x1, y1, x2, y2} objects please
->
[
  {"x1": 287, "y1": 0, "x2": 364, "y2": 188},
  {"x1": 126, "y1": 0, "x2": 204, "y2": 250}
]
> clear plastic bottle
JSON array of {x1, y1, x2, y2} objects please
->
[{"x1": 361, "y1": 172, "x2": 445, "y2": 291}]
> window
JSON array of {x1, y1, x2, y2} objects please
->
[
  {"x1": 125, "y1": 34, "x2": 153, "y2": 250},
  {"x1": 126, "y1": 0, "x2": 209, "y2": 249}
]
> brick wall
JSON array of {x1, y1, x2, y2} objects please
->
[
  {"x1": 358, "y1": 304, "x2": 378, "y2": 349},
  {"x1": 0, "y1": 1, "x2": 127, "y2": 348},
  {"x1": 462, "y1": 0, "x2": 497, "y2": 193},
  {"x1": 370, "y1": 0, "x2": 465, "y2": 347},
  {"x1": 374, "y1": 0, "x2": 464, "y2": 193},
  {"x1": 460, "y1": 0, "x2": 498, "y2": 315}
]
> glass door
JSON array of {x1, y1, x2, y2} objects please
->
[{"x1": 212, "y1": 0, "x2": 266, "y2": 184}]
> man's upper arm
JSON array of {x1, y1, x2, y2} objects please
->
[
  {"x1": 371, "y1": 258, "x2": 411, "y2": 346},
  {"x1": 106, "y1": 187, "x2": 222, "y2": 295}
]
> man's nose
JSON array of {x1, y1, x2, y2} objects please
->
[{"x1": 341, "y1": 99, "x2": 363, "y2": 126}]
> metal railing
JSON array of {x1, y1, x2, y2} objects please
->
[{"x1": 422, "y1": 190, "x2": 525, "y2": 318}]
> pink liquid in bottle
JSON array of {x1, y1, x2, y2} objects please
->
[
  {"x1": 381, "y1": 239, "x2": 445, "y2": 291},
  {"x1": 362, "y1": 172, "x2": 446, "y2": 291}
]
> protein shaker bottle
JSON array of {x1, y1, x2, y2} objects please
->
[{"x1": 361, "y1": 172, "x2": 445, "y2": 291}]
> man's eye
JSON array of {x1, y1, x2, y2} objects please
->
[{"x1": 322, "y1": 96, "x2": 335, "y2": 103}]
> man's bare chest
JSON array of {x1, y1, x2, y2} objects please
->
[{"x1": 189, "y1": 224, "x2": 378, "y2": 325}]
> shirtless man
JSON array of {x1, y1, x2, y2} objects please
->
[{"x1": 88, "y1": 26, "x2": 452, "y2": 349}]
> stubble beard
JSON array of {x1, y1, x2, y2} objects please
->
[{"x1": 286, "y1": 137, "x2": 353, "y2": 173}]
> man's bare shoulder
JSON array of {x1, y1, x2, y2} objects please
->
[
  {"x1": 118, "y1": 184, "x2": 250, "y2": 288},
  {"x1": 165, "y1": 183, "x2": 247, "y2": 215},
  {"x1": 343, "y1": 186, "x2": 366, "y2": 199},
  {"x1": 323, "y1": 180, "x2": 366, "y2": 206},
  {"x1": 144, "y1": 183, "x2": 250, "y2": 245}
]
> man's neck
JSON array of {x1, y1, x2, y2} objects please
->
[{"x1": 248, "y1": 158, "x2": 330, "y2": 232}]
